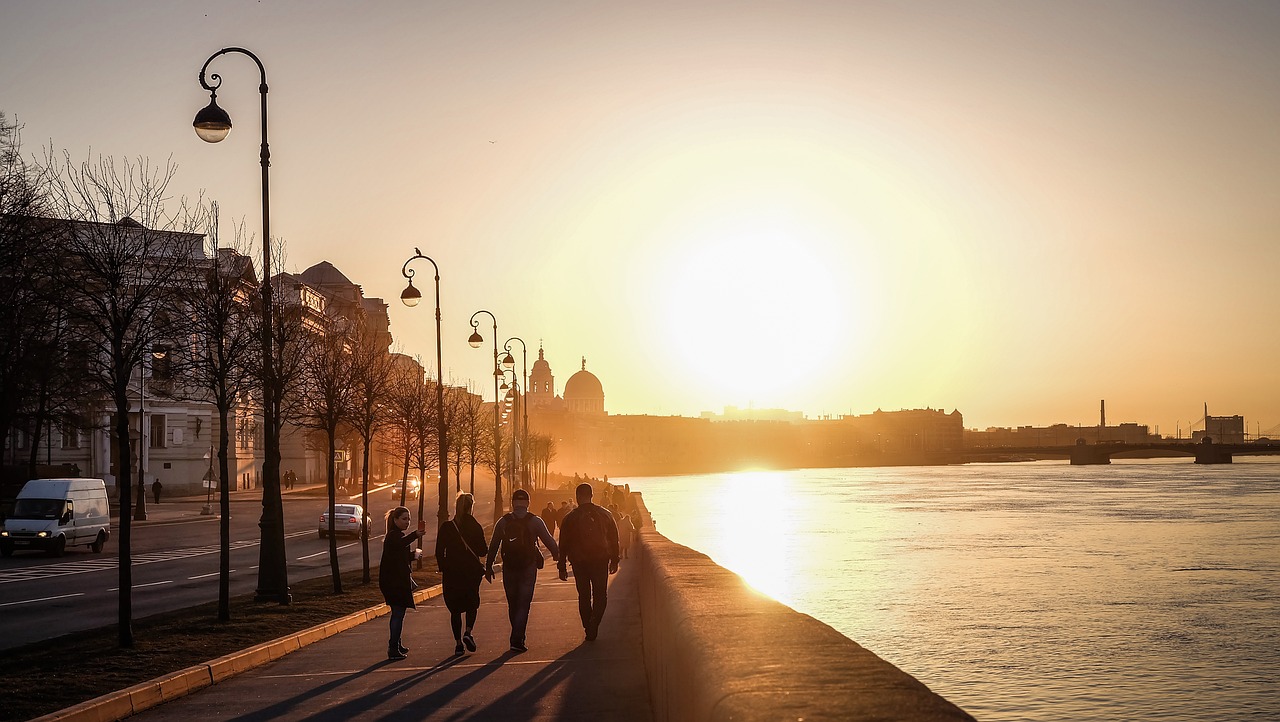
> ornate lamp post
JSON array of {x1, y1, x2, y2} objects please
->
[
  {"x1": 193, "y1": 47, "x2": 289, "y2": 604},
  {"x1": 502, "y1": 337, "x2": 529, "y2": 488},
  {"x1": 400, "y1": 249, "x2": 449, "y2": 529},
  {"x1": 133, "y1": 345, "x2": 167, "y2": 521},
  {"x1": 468, "y1": 311, "x2": 504, "y2": 520}
]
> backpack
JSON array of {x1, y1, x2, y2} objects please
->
[
  {"x1": 575, "y1": 505, "x2": 611, "y2": 562},
  {"x1": 500, "y1": 513, "x2": 542, "y2": 568}
]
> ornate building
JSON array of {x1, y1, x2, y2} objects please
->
[{"x1": 564, "y1": 358, "x2": 605, "y2": 416}]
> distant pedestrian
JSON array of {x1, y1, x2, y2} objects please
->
[
  {"x1": 558, "y1": 483, "x2": 620, "y2": 641},
  {"x1": 151, "y1": 479, "x2": 162, "y2": 504},
  {"x1": 609, "y1": 503, "x2": 635, "y2": 559},
  {"x1": 540, "y1": 501, "x2": 558, "y2": 535},
  {"x1": 556, "y1": 500, "x2": 571, "y2": 529},
  {"x1": 485, "y1": 488, "x2": 559, "y2": 652},
  {"x1": 436, "y1": 492, "x2": 488, "y2": 656},
  {"x1": 380, "y1": 506, "x2": 426, "y2": 660}
]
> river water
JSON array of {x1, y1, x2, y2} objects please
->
[{"x1": 621, "y1": 458, "x2": 1280, "y2": 721}]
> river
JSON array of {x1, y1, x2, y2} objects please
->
[{"x1": 621, "y1": 457, "x2": 1280, "y2": 721}]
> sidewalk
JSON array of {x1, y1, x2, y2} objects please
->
[
  {"x1": 108, "y1": 482, "x2": 365, "y2": 525},
  {"x1": 126, "y1": 558, "x2": 654, "y2": 721}
]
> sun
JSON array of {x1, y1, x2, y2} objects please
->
[{"x1": 652, "y1": 208, "x2": 862, "y2": 405}]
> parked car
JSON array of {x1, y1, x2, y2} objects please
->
[
  {"x1": 1, "y1": 478, "x2": 111, "y2": 557},
  {"x1": 318, "y1": 503, "x2": 369, "y2": 539}
]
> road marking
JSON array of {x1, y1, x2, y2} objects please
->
[
  {"x1": 187, "y1": 570, "x2": 235, "y2": 580},
  {"x1": 0, "y1": 529, "x2": 321, "y2": 585},
  {"x1": 0, "y1": 592, "x2": 85, "y2": 608},
  {"x1": 298, "y1": 541, "x2": 362, "y2": 560},
  {"x1": 106, "y1": 580, "x2": 174, "y2": 592}
]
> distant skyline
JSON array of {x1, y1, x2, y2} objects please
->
[{"x1": 3, "y1": 0, "x2": 1278, "y2": 433}]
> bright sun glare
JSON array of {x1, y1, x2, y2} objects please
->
[{"x1": 654, "y1": 210, "x2": 858, "y2": 404}]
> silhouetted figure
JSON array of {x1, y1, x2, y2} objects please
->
[
  {"x1": 558, "y1": 483, "x2": 620, "y2": 641},
  {"x1": 284, "y1": 469, "x2": 297, "y2": 490},
  {"x1": 556, "y1": 500, "x2": 571, "y2": 529},
  {"x1": 610, "y1": 503, "x2": 635, "y2": 559},
  {"x1": 380, "y1": 506, "x2": 426, "y2": 660},
  {"x1": 151, "y1": 479, "x2": 162, "y2": 504},
  {"x1": 540, "y1": 501, "x2": 558, "y2": 535},
  {"x1": 436, "y1": 492, "x2": 488, "y2": 656},
  {"x1": 485, "y1": 488, "x2": 559, "y2": 652}
]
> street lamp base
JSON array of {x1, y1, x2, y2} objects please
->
[
  {"x1": 132, "y1": 513, "x2": 148, "y2": 521},
  {"x1": 201, "y1": 505, "x2": 216, "y2": 516}
]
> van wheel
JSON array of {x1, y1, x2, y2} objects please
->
[
  {"x1": 0, "y1": 543, "x2": 12, "y2": 558},
  {"x1": 50, "y1": 536, "x2": 66, "y2": 557},
  {"x1": 319, "y1": 531, "x2": 327, "y2": 539},
  {"x1": 91, "y1": 532, "x2": 107, "y2": 553}
]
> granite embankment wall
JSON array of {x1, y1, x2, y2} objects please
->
[{"x1": 634, "y1": 526, "x2": 976, "y2": 721}]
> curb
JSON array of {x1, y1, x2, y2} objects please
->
[{"x1": 32, "y1": 584, "x2": 444, "y2": 722}]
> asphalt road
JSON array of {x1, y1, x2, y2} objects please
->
[{"x1": 0, "y1": 481, "x2": 497, "y2": 651}]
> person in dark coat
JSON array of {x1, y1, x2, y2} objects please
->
[
  {"x1": 379, "y1": 505, "x2": 426, "y2": 660},
  {"x1": 435, "y1": 492, "x2": 488, "y2": 656},
  {"x1": 558, "y1": 483, "x2": 620, "y2": 641},
  {"x1": 151, "y1": 479, "x2": 162, "y2": 504}
]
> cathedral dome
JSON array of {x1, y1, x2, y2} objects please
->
[{"x1": 564, "y1": 358, "x2": 604, "y2": 414}]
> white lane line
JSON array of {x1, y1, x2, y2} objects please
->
[
  {"x1": 0, "y1": 592, "x2": 85, "y2": 608},
  {"x1": 297, "y1": 541, "x2": 361, "y2": 560},
  {"x1": 106, "y1": 580, "x2": 174, "y2": 592},
  {"x1": 187, "y1": 570, "x2": 235, "y2": 580}
]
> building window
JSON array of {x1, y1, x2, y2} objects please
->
[
  {"x1": 150, "y1": 415, "x2": 166, "y2": 449},
  {"x1": 61, "y1": 424, "x2": 81, "y2": 449}
]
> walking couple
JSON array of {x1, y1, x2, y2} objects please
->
[{"x1": 483, "y1": 484, "x2": 621, "y2": 650}]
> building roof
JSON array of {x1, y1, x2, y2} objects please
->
[{"x1": 564, "y1": 357, "x2": 603, "y2": 400}]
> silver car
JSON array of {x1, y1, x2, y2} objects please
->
[{"x1": 318, "y1": 503, "x2": 369, "y2": 539}]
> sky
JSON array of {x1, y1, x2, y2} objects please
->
[{"x1": 3, "y1": 0, "x2": 1279, "y2": 434}]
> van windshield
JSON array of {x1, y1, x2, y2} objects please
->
[{"x1": 11, "y1": 499, "x2": 65, "y2": 520}]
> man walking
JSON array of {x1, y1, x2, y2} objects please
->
[
  {"x1": 557, "y1": 482, "x2": 620, "y2": 641},
  {"x1": 486, "y1": 488, "x2": 559, "y2": 652}
]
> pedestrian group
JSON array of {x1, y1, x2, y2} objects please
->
[{"x1": 379, "y1": 482, "x2": 635, "y2": 659}]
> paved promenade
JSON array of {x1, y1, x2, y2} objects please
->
[{"x1": 128, "y1": 557, "x2": 653, "y2": 721}]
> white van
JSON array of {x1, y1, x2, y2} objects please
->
[{"x1": 0, "y1": 478, "x2": 111, "y2": 557}]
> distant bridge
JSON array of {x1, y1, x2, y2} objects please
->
[{"x1": 968, "y1": 439, "x2": 1280, "y2": 465}]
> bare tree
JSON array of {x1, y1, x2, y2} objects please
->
[
  {"x1": 454, "y1": 382, "x2": 486, "y2": 496},
  {"x1": 528, "y1": 432, "x2": 557, "y2": 489},
  {"x1": 385, "y1": 356, "x2": 428, "y2": 508},
  {"x1": 293, "y1": 311, "x2": 355, "y2": 594},
  {"x1": 347, "y1": 323, "x2": 397, "y2": 584},
  {"x1": 0, "y1": 112, "x2": 61, "y2": 469},
  {"x1": 175, "y1": 211, "x2": 258, "y2": 621},
  {"x1": 41, "y1": 151, "x2": 209, "y2": 648}
]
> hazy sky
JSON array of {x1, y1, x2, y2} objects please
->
[{"x1": 3, "y1": 0, "x2": 1278, "y2": 433}]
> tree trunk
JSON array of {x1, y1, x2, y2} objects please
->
[
  {"x1": 327, "y1": 426, "x2": 342, "y2": 594},
  {"x1": 217, "y1": 403, "x2": 232, "y2": 622},
  {"x1": 113, "y1": 378, "x2": 135, "y2": 648}
]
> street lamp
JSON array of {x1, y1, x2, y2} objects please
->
[
  {"x1": 133, "y1": 344, "x2": 167, "y2": 521},
  {"x1": 468, "y1": 311, "x2": 504, "y2": 519},
  {"x1": 194, "y1": 47, "x2": 289, "y2": 604},
  {"x1": 503, "y1": 337, "x2": 529, "y2": 489},
  {"x1": 401, "y1": 249, "x2": 449, "y2": 529}
]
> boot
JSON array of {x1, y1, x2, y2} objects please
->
[{"x1": 388, "y1": 644, "x2": 406, "y2": 660}]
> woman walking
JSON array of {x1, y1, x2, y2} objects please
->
[
  {"x1": 380, "y1": 506, "x2": 426, "y2": 660},
  {"x1": 435, "y1": 492, "x2": 489, "y2": 655}
]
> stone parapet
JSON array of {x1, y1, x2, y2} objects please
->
[{"x1": 634, "y1": 519, "x2": 975, "y2": 721}]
